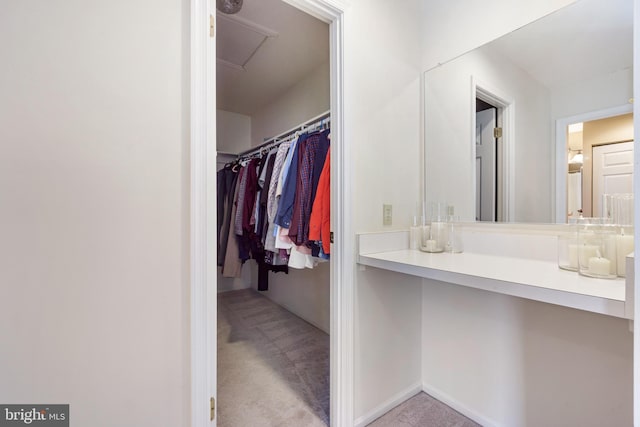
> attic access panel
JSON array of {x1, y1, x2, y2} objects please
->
[{"x1": 217, "y1": 14, "x2": 278, "y2": 70}]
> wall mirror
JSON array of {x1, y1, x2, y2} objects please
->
[{"x1": 423, "y1": 0, "x2": 633, "y2": 223}]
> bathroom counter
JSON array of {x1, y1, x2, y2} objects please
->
[{"x1": 357, "y1": 230, "x2": 633, "y2": 319}]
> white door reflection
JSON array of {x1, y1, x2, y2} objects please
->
[
  {"x1": 563, "y1": 112, "x2": 633, "y2": 222},
  {"x1": 475, "y1": 101, "x2": 497, "y2": 221}
]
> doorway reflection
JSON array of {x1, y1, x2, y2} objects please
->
[{"x1": 565, "y1": 112, "x2": 633, "y2": 222}]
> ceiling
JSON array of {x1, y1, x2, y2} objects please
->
[
  {"x1": 488, "y1": 0, "x2": 632, "y2": 90},
  {"x1": 216, "y1": 0, "x2": 329, "y2": 116}
]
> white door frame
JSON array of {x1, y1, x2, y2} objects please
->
[
  {"x1": 634, "y1": 1, "x2": 640, "y2": 422},
  {"x1": 471, "y1": 77, "x2": 515, "y2": 222},
  {"x1": 191, "y1": 0, "x2": 216, "y2": 425},
  {"x1": 554, "y1": 104, "x2": 633, "y2": 223},
  {"x1": 190, "y1": 0, "x2": 353, "y2": 426},
  {"x1": 475, "y1": 107, "x2": 497, "y2": 221}
]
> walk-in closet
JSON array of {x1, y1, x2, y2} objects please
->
[{"x1": 215, "y1": 1, "x2": 331, "y2": 425}]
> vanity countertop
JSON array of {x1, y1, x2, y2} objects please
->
[{"x1": 357, "y1": 230, "x2": 632, "y2": 319}]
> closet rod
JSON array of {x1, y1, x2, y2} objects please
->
[{"x1": 236, "y1": 110, "x2": 330, "y2": 158}]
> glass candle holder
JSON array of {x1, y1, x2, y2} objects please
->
[
  {"x1": 427, "y1": 201, "x2": 449, "y2": 224},
  {"x1": 420, "y1": 223, "x2": 431, "y2": 248},
  {"x1": 616, "y1": 226, "x2": 634, "y2": 277},
  {"x1": 577, "y1": 218, "x2": 617, "y2": 279},
  {"x1": 444, "y1": 218, "x2": 464, "y2": 253},
  {"x1": 604, "y1": 193, "x2": 634, "y2": 226},
  {"x1": 409, "y1": 215, "x2": 421, "y2": 250},
  {"x1": 420, "y1": 221, "x2": 445, "y2": 253},
  {"x1": 557, "y1": 231, "x2": 578, "y2": 271}
]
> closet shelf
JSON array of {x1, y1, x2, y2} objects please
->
[{"x1": 357, "y1": 230, "x2": 632, "y2": 319}]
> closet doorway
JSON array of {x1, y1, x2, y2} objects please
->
[
  {"x1": 475, "y1": 98, "x2": 498, "y2": 221},
  {"x1": 191, "y1": 1, "x2": 351, "y2": 425},
  {"x1": 472, "y1": 81, "x2": 513, "y2": 222},
  {"x1": 214, "y1": 1, "x2": 341, "y2": 426}
]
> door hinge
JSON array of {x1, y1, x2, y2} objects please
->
[
  {"x1": 494, "y1": 127, "x2": 502, "y2": 138},
  {"x1": 210, "y1": 397, "x2": 215, "y2": 421},
  {"x1": 210, "y1": 15, "x2": 215, "y2": 37},
  {"x1": 330, "y1": 232, "x2": 334, "y2": 244}
]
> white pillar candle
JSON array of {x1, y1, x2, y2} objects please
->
[
  {"x1": 616, "y1": 234, "x2": 634, "y2": 277},
  {"x1": 423, "y1": 239, "x2": 439, "y2": 252},
  {"x1": 604, "y1": 235, "x2": 617, "y2": 275},
  {"x1": 588, "y1": 256, "x2": 611, "y2": 276},
  {"x1": 567, "y1": 244, "x2": 578, "y2": 269},
  {"x1": 578, "y1": 244, "x2": 599, "y2": 269}
]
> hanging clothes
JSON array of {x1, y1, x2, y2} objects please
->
[
  {"x1": 275, "y1": 133, "x2": 308, "y2": 229},
  {"x1": 221, "y1": 168, "x2": 243, "y2": 278},
  {"x1": 288, "y1": 129, "x2": 330, "y2": 247},
  {"x1": 309, "y1": 147, "x2": 330, "y2": 255},
  {"x1": 233, "y1": 166, "x2": 248, "y2": 236},
  {"x1": 217, "y1": 164, "x2": 238, "y2": 266},
  {"x1": 256, "y1": 149, "x2": 277, "y2": 241},
  {"x1": 215, "y1": 113, "x2": 331, "y2": 287},
  {"x1": 265, "y1": 141, "x2": 292, "y2": 252},
  {"x1": 242, "y1": 158, "x2": 261, "y2": 235}
]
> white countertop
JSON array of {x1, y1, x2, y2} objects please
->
[{"x1": 357, "y1": 230, "x2": 632, "y2": 319}]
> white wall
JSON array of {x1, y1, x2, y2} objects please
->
[
  {"x1": 422, "y1": 282, "x2": 633, "y2": 427},
  {"x1": 550, "y1": 68, "x2": 633, "y2": 121},
  {"x1": 0, "y1": 1, "x2": 189, "y2": 427},
  {"x1": 250, "y1": 62, "x2": 330, "y2": 146},
  {"x1": 251, "y1": 263, "x2": 331, "y2": 333},
  {"x1": 217, "y1": 261, "x2": 252, "y2": 293},
  {"x1": 419, "y1": 1, "x2": 633, "y2": 426},
  {"x1": 216, "y1": 109, "x2": 251, "y2": 153},
  {"x1": 346, "y1": 0, "x2": 424, "y2": 422},
  {"x1": 421, "y1": 0, "x2": 577, "y2": 71}
]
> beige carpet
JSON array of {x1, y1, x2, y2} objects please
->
[
  {"x1": 218, "y1": 289, "x2": 330, "y2": 427},
  {"x1": 218, "y1": 288, "x2": 481, "y2": 427},
  {"x1": 368, "y1": 392, "x2": 481, "y2": 427}
]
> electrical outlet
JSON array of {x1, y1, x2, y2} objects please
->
[{"x1": 383, "y1": 204, "x2": 392, "y2": 226}]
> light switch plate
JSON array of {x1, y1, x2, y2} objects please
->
[{"x1": 383, "y1": 204, "x2": 392, "y2": 226}]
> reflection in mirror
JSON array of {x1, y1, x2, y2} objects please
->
[
  {"x1": 563, "y1": 112, "x2": 633, "y2": 222},
  {"x1": 423, "y1": 0, "x2": 633, "y2": 223}
]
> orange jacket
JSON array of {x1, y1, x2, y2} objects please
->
[{"x1": 309, "y1": 148, "x2": 330, "y2": 254}]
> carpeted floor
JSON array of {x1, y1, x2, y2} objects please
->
[
  {"x1": 218, "y1": 289, "x2": 330, "y2": 427},
  {"x1": 217, "y1": 288, "x2": 481, "y2": 427},
  {"x1": 367, "y1": 392, "x2": 481, "y2": 427}
]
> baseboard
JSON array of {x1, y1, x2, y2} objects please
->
[
  {"x1": 264, "y1": 296, "x2": 330, "y2": 334},
  {"x1": 217, "y1": 281, "x2": 250, "y2": 293},
  {"x1": 251, "y1": 279, "x2": 331, "y2": 334},
  {"x1": 421, "y1": 382, "x2": 500, "y2": 427},
  {"x1": 353, "y1": 382, "x2": 422, "y2": 427}
]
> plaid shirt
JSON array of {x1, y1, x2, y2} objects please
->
[{"x1": 289, "y1": 129, "x2": 330, "y2": 246}]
